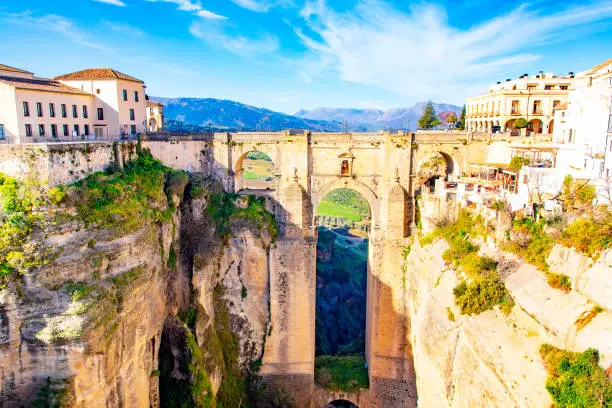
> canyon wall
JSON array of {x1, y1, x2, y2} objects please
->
[
  {"x1": 405, "y1": 238, "x2": 612, "y2": 407},
  {"x1": 0, "y1": 169, "x2": 274, "y2": 407}
]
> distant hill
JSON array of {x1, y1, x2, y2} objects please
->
[
  {"x1": 295, "y1": 102, "x2": 462, "y2": 131},
  {"x1": 151, "y1": 97, "x2": 343, "y2": 132},
  {"x1": 152, "y1": 97, "x2": 462, "y2": 132}
]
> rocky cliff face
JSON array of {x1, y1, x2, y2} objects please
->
[
  {"x1": 0, "y1": 163, "x2": 275, "y2": 407},
  {"x1": 405, "y1": 238, "x2": 612, "y2": 408}
]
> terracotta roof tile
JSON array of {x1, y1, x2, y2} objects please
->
[
  {"x1": 54, "y1": 68, "x2": 144, "y2": 83},
  {"x1": 0, "y1": 64, "x2": 33, "y2": 75},
  {"x1": 0, "y1": 76, "x2": 91, "y2": 96}
]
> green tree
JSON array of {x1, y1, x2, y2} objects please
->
[
  {"x1": 418, "y1": 101, "x2": 441, "y2": 129},
  {"x1": 514, "y1": 118, "x2": 528, "y2": 129},
  {"x1": 455, "y1": 105, "x2": 466, "y2": 130},
  {"x1": 447, "y1": 114, "x2": 458, "y2": 124}
]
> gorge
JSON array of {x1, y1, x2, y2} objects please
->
[{"x1": 0, "y1": 132, "x2": 610, "y2": 408}]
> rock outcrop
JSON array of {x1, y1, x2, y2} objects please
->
[
  {"x1": 406, "y1": 239, "x2": 612, "y2": 408},
  {"x1": 0, "y1": 171, "x2": 274, "y2": 407}
]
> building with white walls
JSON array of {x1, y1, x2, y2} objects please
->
[{"x1": 0, "y1": 64, "x2": 150, "y2": 144}]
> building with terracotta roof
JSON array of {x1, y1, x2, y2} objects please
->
[
  {"x1": 145, "y1": 98, "x2": 164, "y2": 132},
  {"x1": 0, "y1": 64, "x2": 149, "y2": 143}
]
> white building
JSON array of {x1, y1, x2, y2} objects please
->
[
  {"x1": 0, "y1": 64, "x2": 148, "y2": 143},
  {"x1": 553, "y1": 59, "x2": 612, "y2": 178}
]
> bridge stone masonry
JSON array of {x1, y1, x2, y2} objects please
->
[{"x1": 142, "y1": 130, "x2": 489, "y2": 407}]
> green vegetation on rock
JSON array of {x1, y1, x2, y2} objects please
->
[
  {"x1": 540, "y1": 344, "x2": 612, "y2": 407},
  {"x1": 314, "y1": 355, "x2": 369, "y2": 392}
]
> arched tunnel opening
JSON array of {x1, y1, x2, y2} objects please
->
[
  {"x1": 314, "y1": 188, "x2": 370, "y2": 392},
  {"x1": 326, "y1": 399, "x2": 359, "y2": 408}
]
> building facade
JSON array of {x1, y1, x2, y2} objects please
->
[
  {"x1": 466, "y1": 72, "x2": 574, "y2": 135},
  {"x1": 145, "y1": 99, "x2": 164, "y2": 132},
  {"x1": 553, "y1": 60, "x2": 612, "y2": 178},
  {"x1": 0, "y1": 64, "x2": 148, "y2": 144}
]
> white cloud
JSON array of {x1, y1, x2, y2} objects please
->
[
  {"x1": 195, "y1": 9, "x2": 227, "y2": 19},
  {"x1": 189, "y1": 21, "x2": 278, "y2": 55},
  {"x1": 297, "y1": 0, "x2": 612, "y2": 100},
  {"x1": 1, "y1": 11, "x2": 111, "y2": 52},
  {"x1": 93, "y1": 0, "x2": 126, "y2": 6},
  {"x1": 102, "y1": 21, "x2": 144, "y2": 36},
  {"x1": 230, "y1": 0, "x2": 293, "y2": 12},
  {"x1": 145, "y1": 0, "x2": 227, "y2": 19}
]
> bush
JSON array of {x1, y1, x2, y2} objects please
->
[
  {"x1": 547, "y1": 273, "x2": 572, "y2": 293},
  {"x1": 454, "y1": 274, "x2": 507, "y2": 315},
  {"x1": 504, "y1": 216, "x2": 554, "y2": 272},
  {"x1": 509, "y1": 156, "x2": 531, "y2": 172},
  {"x1": 539, "y1": 344, "x2": 612, "y2": 407},
  {"x1": 560, "y1": 217, "x2": 612, "y2": 258}
]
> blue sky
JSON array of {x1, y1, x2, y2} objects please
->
[{"x1": 1, "y1": 0, "x2": 611, "y2": 114}]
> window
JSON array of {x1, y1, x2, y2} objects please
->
[
  {"x1": 134, "y1": 91, "x2": 139, "y2": 102},
  {"x1": 25, "y1": 124, "x2": 32, "y2": 137},
  {"x1": 560, "y1": 85, "x2": 569, "y2": 90},
  {"x1": 544, "y1": 85, "x2": 554, "y2": 90},
  {"x1": 553, "y1": 100, "x2": 560, "y2": 110},
  {"x1": 63, "y1": 124, "x2": 69, "y2": 137},
  {"x1": 51, "y1": 124, "x2": 58, "y2": 138},
  {"x1": 97, "y1": 108, "x2": 104, "y2": 120},
  {"x1": 527, "y1": 84, "x2": 536, "y2": 91},
  {"x1": 130, "y1": 125, "x2": 136, "y2": 135},
  {"x1": 0, "y1": 124, "x2": 4, "y2": 139},
  {"x1": 587, "y1": 77, "x2": 593, "y2": 87},
  {"x1": 73, "y1": 125, "x2": 80, "y2": 136},
  {"x1": 533, "y1": 100, "x2": 542, "y2": 114},
  {"x1": 84, "y1": 125, "x2": 90, "y2": 135},
  {"x1": 49, "y1": 103, "x2": 55, "y2": 117},
  {"x1": 72, "y1": 105, "x2": 78, "y2": 118},
  {"x1": 61, "y1": 104, "x2": 67, "y2": 118},
  {"x1": 36, "y1": 102, "x2": 43, "y2": 117},
  {"x1": 122, "y1": 89, "x2": 128, "y2": 101},
  {"x1": 82, "y1": 105, "x2": 88, "y2": 119},
  {"x1": 341, "y1": 160, "x2": 349, "y2": 175},
  {"x1": 511, "y1": 100, "x2": 520, "y2": 114},
  {"x1": 129, "y1": 109, "x2": 135, "y2": 121},
  {"x1": 38, "y1": 124, "x2": 45, "y2": 136},
  {"x1": 23, "y1": 102, "x2": 30, "y2": 117}
]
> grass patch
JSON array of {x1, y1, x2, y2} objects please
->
[
  {"x1": 317, "y1": 200, "x2": 362, "y2": 222},
  {"x1": 65, "y1": 281, "x2": 93, "y2": 302},
  {"x1": 540, "y1": 344, "x2": 611, "y2": 407},
  {"x1": 314, "y1": 355, "x2": 369, "y2": 392},
  {"x1": 446, "y1": 307, "x2": 455, "y2": 322}
]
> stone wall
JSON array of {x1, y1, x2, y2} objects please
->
[
  {"x1": 0, "y1": 142, "x2": 137, "y2": 186},
  {"x1": 141, "y1": 140, "x2": 210, "y2": 174}
]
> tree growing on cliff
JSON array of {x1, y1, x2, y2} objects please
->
[
  {"x1": 455, "y1": 105, "x2": 466, "y2": 130},
  {"x1": 418, "y1": 101, "x2": 441, "y2": 129}
]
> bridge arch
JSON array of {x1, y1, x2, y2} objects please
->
[
  {"x1": 312, "y1": 178, "x2": 380, "y2": 231},
  {"x1": 234, "y1": 149, "x2": 278, "y2": 191}
]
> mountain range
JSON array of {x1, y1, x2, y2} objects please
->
[{"x1": 151, "y1": 97, "x2": 461, "y2": 132}]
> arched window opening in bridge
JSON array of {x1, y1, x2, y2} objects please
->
[
  {"x1": 417, "y1": 152, "x2": 456, "y2": 194},
  {"x1": 236, "y1": 150, "x2": 276, "y2": 191},
  {"x1": 314, "y1": 188, "x2": 370, "y2": 393},
  {"x1": 326, "y1": 399, "x2": 359, "y2": 408},
  {"x1": 341, "y1": 160, "x2": 350, "y2": 176}
]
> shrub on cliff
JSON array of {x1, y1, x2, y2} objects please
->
[
  {"x1": 504, "y1": 216, "x2": 554, "y2": 272},
  {"x1": 559, "y1": 216, "x2": 612, "y2": 258},
  {"x1": 453, "y1": 274, "x2": 508, "y2": 315},
  {"x1": 70, "y1": 149, "x2": 179, "y2": 233},
  {"x1": 539, "y1": 344, "x2": 612, "y2": 407}
]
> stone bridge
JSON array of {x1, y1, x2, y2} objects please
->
[{"x1": 142, "y1": 130, "x2": 489, "y2": 407}]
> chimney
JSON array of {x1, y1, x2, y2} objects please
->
[
  {"x1": 506, "y1": 78, "x2": 511, "y2": 82},
  {"x1": 539, "y1": 70, "x2": 544, "y2": 77},
  {"x1": 496, "y1": 81, "x2": 501, "y2": 84},
  {"x1": 569, "y1": 71, "x2": 575, "y2": 78}
]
